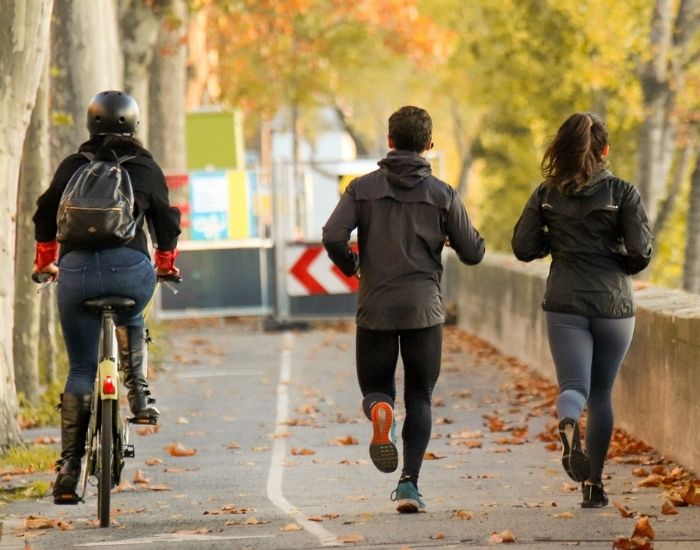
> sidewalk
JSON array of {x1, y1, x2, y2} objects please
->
[{"x1": 0, "y1": 320, "x2": 697, "y2": 549}]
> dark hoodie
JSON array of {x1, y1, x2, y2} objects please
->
[
  {"x1": 34, "y1": 135, "x2": 181, "y2": 258},
  {"x1": 512, "y1": 170, "x2": 653, "y2": 318},
  {"x1": 322, "y1": 150, "x2": 485, "y2": 330}
]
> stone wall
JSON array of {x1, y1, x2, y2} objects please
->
[{"x1": 444, "y1": 253, "x2": 700, "y2": 473}]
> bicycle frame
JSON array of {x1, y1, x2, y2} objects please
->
[{"x1": 78, "y1": 305, "x2": 132, "y2": 527}]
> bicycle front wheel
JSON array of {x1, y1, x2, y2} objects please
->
[{"x1": 98, "y1": 399, "x2": 113, "y2": 528}]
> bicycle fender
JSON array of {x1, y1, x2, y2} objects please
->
[{"x1": 98, "y1": 358, "x2": 119, "y2": 400}]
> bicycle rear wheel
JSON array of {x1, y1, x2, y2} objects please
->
[{"x1": 98, "y1": 399, "x2": 113, "y2": 528}]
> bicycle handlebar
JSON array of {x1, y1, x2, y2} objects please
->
[
  {"x1": 157, "y1": 273, "x2": 182, "y2": 284},
  {"x1": 32, "y1": 272, "x2": 54, "y2": 284}
]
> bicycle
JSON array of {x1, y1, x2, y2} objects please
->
[{"x1": 33, "y1": 271, "x2": 181, "y2": 527}]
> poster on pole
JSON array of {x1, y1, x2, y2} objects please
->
[{"x1": 190, "y1": 171, "x2": 229, "y2": 240}]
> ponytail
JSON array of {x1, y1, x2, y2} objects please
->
[{"x1": 542, "y1": 113, "x2": 609, "y2": 193}]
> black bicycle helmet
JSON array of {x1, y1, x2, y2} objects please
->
[{"x1": 86, "y1": 90, "x2": 140, "y2": 136}]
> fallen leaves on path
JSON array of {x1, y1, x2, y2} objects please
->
[
  {"x1": 423, "y1": 451, "x2": 446, "y2": 460},
  {"x1": 133, "y1": 469, "x2": 150, "y2": 485},
  {"x1": 613, "y1": 500, "x2": 636, "y2": 518},
  {"x1": 452, "y1": 510, "x2": 474, "y2": 520},
  {"x1": 291, "y1": 447, "x2": 316, "y2": 456},
  {"x1": 145, "y1": 457, "x2": 163, "y2": 466},
  {"x1": 329, "y1": 436, "x2": 358, "y2": 446},
  {"x1": 146, "y1": 484, "x2": 171, "y2": 491},
  {"x1": 226, "y1": 441, "x2": 241, "y2": 449},
  {"x1": 661, "y1": 500, "x2": 678, "y2": 514},
  {"x1": 24, "y1": 516, "x2": 73, "y2": 531},
  {"x1": 613, "y1": 537, "x2": 654, "y2": 550},
  {"x1": 165, "y1": 443, "x2": 197, "y2": 457},
  {"x1": 204, "y1": 504, "x2": 254, "y2": 515},
  {"x1": 281, "y1": 522, "x2": 302, "y2": 532},
  {"x1": 632, "y1": 516, "x2": 655, "y2": 540},
  {"x1": 137, "y1": 425, "x2": 160, "y2": 436},
  {"x1": 490, "y1": 529, "x2": 516, "y2": 543},
  {"x1": 552, "y1": 511, "x2": 575, "y2": 519}
]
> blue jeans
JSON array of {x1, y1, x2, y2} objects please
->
[{"x1": 57, "y1": 248, "x2": 156, "y2": 394}]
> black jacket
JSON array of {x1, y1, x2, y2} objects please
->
[
  {"x1": 34, "y1": 136, "x2": 181, "y2": 257},
  {"x1": 322, "y1": 150, "x2": 485, "y2": 330},
  {"x1": 512, "y1": 170, "x2": 652, "y2": 318}
]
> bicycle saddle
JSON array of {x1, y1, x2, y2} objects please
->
[{"x1": 83, "y1": 296, "x2": 136, "y2": 312}]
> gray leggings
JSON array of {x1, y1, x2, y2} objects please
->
[{"x1": 545, "y1": 312, "x2": 635, "y2": 483}]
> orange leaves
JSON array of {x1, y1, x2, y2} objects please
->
[
  {"x1": 452, "y1": 509, "x2": 474, "y2": 520},
  {"x1": 328, "y1": 435, "x2": 358, "y2": 446},
  {"x1": 632, "y1": 516, "x2": 655, "y2": 540},
  {"x1": 24, "y1": 516, "x2": 73, "y2": 531},
  {"x1": 613, "y1": 516, "x2": 655, "y2": 549},
  {"x1": 290, "y1": 447, "x2": 316, "y2": 456},
  {"x1": 490, "y1": 529, "x2": 516, "y2": 543},
  {"x1": 165, "y1": 443, "x2": 197, "y2": 457},
  {"x1": 661, "y1": 500, "x2": 678, "y2": 514},
  {"x1": 613, "y1": 500, "x2": 636, "y2": 518}
]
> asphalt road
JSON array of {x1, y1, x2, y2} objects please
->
[{"x1": 1, "y1": 319, "x2": 698, "y2": 549}]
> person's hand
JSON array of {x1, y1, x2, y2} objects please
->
[
  {"x1": 33, "y1": 262, "x2": 59, "y2": 281},
  {"x1": 156, "y1": 266, "x2": 180, "y2": 278},
  {"x1": 354, "y1": 267, "x2": 361, "y2": 280},
  {"x1": 444, "y1": 236, "x2": 451, "y2": 248}
]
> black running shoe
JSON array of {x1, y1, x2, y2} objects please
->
[
  {"x1": 558, "y1": 417, "x2": 590, "y2": 482},
  {"x1": 581, "y1": 481, "x2": 608, "y2": 508}
]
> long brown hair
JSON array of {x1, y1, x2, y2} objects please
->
[{"x1": 541, "y1": 113, "x2": 609, "y2": 193}]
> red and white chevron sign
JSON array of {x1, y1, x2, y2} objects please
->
[{"x1": 286, "y1": 244, "x2": 359, "y2": 296}]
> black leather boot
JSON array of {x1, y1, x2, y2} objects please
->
[
  {"x1": 116, "y1": 326, "x2": 159, "y2": 424},
  {"x1": 53, "y1": 393, "x2": 92, "y2": 504}
]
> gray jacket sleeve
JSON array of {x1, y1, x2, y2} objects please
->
[
  {"x1": 620, "y1": 185, "x2": 653, "y2": 274},
  {"x1": 512, "y1": 186, "x2": 549, "y2": 261},
  {"x1": 445, "y1": 189, "x2": 485, "y2": 265},
  {"x1": 322, "y1": 184, "x2": 359, "y2": 276}
]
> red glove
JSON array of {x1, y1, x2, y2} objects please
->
[
  {"x1": 34, "y1": 240, "x2": 59, "y2": 270},
  {"x1": 154, "y1": 249, "x2": 179, "y2": 272}
]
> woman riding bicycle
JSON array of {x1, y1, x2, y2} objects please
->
[{"x1": 32, "y1": 90, "x2": 181, "y2": 504}]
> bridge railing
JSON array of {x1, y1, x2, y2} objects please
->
[{"x1": 444, "y1": 252, "x2": 700, "y2": 473}]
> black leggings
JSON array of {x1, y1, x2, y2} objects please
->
[
  {"x1": 356, "y1": 324, "x2": 442, "y2": 482},
  {"x1": 546, "y1": 312, "x2": 635, "y2": 483}
]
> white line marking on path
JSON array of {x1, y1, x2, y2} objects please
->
[{"x1": 266, "y1": 332, "x2": 341, "y2": 547}]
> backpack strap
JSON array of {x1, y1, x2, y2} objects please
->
[{"x1": 117, "y1": 155, "x2": 136, "y2": 164}]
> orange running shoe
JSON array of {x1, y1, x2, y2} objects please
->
[{"x1": 369, "y1": 402, "x2": 398, "y2": 473}]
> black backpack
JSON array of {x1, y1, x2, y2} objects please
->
[{"x1": 56, "y1": 152, "x2": 137, "y2": 248}]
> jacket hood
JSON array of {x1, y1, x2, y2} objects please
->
[
  {"x1": 573, "y1": 169, "x2": 613, "y2": 196},
  {"x1": 378, "y1": 150, "x2": 432, "y2": 189}
]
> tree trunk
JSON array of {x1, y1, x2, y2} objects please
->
[
  {"x1": 14, "y1": 58, "x2": 50, "y2": 405},
  {"x1": 653, "y1": 135, "x2": 695, "y2": 237},
  {"x1": 636, "y1": 0, "x2": 673, "y2": 222},
  {"x1": 0, "y1": 0, "x2": 53, "y2": 449},
  {"x1": 148, "y1": 0, "x2": 187, "y2": 171},
  {"x1": 636, "y1": 0, "x2": 699, "y2": 222},
  {"x1": 50, "y1": 0, "x2": 123, "y2": 169},
  {"x1": 119, "y1": 0, "x2": 169, "y2": 147},
  {"x1": 683, "y1": 146, "x2": 700, "y2": 293}
]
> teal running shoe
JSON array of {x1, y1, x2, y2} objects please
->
[
  {"x1": 369, "y1": 402, "x2": 398, "y2": 473},
  {"x1": 391, "y1": 479, "x2": 426, "y2": 513}
]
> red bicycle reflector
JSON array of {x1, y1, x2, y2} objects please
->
[{"x1": 103, "y1": 376, "x2": 116, "y2": 395}]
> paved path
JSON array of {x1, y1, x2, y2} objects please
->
[{"x1": 1, "y1": 320, "x2": 698, "y2": 549}]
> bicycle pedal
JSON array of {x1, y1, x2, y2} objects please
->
[{"x1": 124, "y1": 444, "x2": 135, "y2": 458}]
